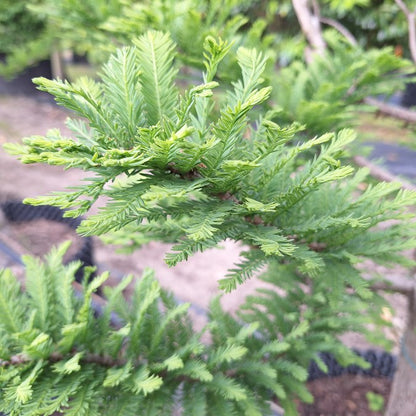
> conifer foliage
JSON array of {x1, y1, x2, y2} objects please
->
[
  {"x1": 272, "y1": 36, "x2": 411, "y2": 134},
  {"x1": 2, "y1": 31, "x2": 416, "y2": 415}
]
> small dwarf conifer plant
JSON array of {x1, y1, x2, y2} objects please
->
[{"x1": 2, "y1": 31, "x2": 416, "y2": 415}]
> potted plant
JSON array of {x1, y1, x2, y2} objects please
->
[{"x1": 1, "y1": 31, "x2": 416, "y2": 415}]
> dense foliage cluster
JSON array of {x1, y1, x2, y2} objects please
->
[
  {"x1": 272, "y1": 34, "x2": 410, "y2": 134},
  {"x1": 2, "y1": 31, "x2": 416, "y2": 414},
  {"x1": 0, "y1": 0, "x2": 49, "y2": 79},
  {"x1": 0, "y1": 242, "x2": 375, "y2": 416}
]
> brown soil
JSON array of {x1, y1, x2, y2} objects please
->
[
  {"x1": 297, "y1": 375, "x2": 391, "y2": 416},
  {"x1": 4, "y1": 219, "x2": 83, "y2": 263}
]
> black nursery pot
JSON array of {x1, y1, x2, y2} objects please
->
[
  {"x1": 0, "y1": 57, "x2": 53, "y2": 101},
  {"x1": 401, "y1": 82, "x2": 416, "y2": 108},
  {"x1": 308, "y1": 349, "x2": 397, "y2": 380},
  {"x1": 270, "y1": 349, "x2": 396, "y2": 416},
  {"x1": 0, "y1": 200, "x2": 94, "y2": 283}
]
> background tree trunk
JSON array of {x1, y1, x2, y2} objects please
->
[
  {"x1": 385, "y1": 327, "x2": 416, "y2": 415},
  {"x1": 291, "y1": 0, "x2": 326, "y2": 60}
]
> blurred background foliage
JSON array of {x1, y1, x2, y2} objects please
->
[
  {"x1": 0, "y1": 0, "x2": 412, "y2": 75},
  {"x1": 0, "y1": 0, "x2": 414, "y2": 136}
]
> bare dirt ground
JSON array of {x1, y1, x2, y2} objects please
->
[{"x1": 0, "y1": 94, "x2": 413, "y2": 345}]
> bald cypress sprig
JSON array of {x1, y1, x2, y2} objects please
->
[{"x1": 3, "y1": 30, "x2": 416, "y2": 415}]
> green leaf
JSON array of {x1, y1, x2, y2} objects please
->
[
  {"x1": 59, "y1": 322, "x2": 87, "y2": 352},
  {"x1": 209, "y1": 344, "x2": 248, "y2": 365},
  {"x1": 275, "y1": 361, "x2": 308, "y2": 382},
  {"x1": 163, "y1": 354, "x2": 184, "y2": 371},
  {"x1": 150, "y1": 302, "x2": 190, "y2": 351},
  {"x1": 248, "y1": 230, "x2": 297, "y2": 257},
  {"x1": 0, "y1": 269, "x2": 25, "y2": 333},
  {"x1": 103, "y1": 361, "x2": 133, "y2": 387},
  {"x1": 243, "y1": 198, "x2": 279, "y2": 213},
  {"x1": 259, "y1": 340, "x2": 291, "y2": 356},
  {"x1": 219, "y1": 251, "x2": 267, "y2": 292},
  {"x1": 23, "y1": 255, "x2": 52, "y2": 331},
  {"x1": 53, "y1": 352, "x2": 83, "y2": 374},
  {"x1": 233, "y1": 322, "x2": 260, "y2": 343},
  {"x1": 287, "y1": 320, "x2": 310, "y2": 340},
  {"x1": 12, "y1": 360, "x2": 44, "y2": 404},
  {"x1": 128, "y1": 270, "x2": 161, "y2": 353},
  {"x1": 23, "y1": 332, "x2": 52, "y2": 359},
  {"x1": 179, "y1": 360, "x2": 213, "y2": 382},
  {"x1": 208, "y1": 374, "x2": 247, "y2": 401},
  {"x1": 134, "y1": 31, "x2": 178, "y2": 125},
  {"x1": 130, "y1": 366, "x2": 163, "y2": 396},
  {"x1": 101, "y1": 46, "x2": 144, "y2": 139}
]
